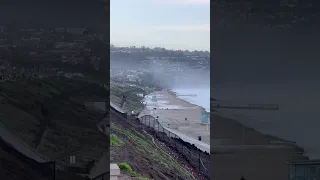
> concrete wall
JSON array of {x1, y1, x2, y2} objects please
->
[{"x1": 110, "y1": 164, "x2": 120, "y2": 180}]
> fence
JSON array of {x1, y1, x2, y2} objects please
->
[{"x1": 138, "y1": 115, "x2": 210, "y2": 178}]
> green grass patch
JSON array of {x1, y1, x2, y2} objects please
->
[
  {"x1": 139, "y1": 178, "x2": 150, "y2": 180},
  {"x1": 161, "y1": 161, "x2": 169, "y2": 169},
  {"x1": 118, "y1": 162, "x2": 137, "y2": 176},
  {"x1": 110, "y1": 134, "x2": 124, "y2": 146}
]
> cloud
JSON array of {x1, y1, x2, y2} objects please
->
[
  {"x1": 154, "y1": 24, "x2": 210, "y2": 31},
  {"x1": 153, "y1": 0, "x2": 209, "y2": 5}
]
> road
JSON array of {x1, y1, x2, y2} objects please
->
[
  {"x1": 162, "y1": 126, "x2": 210, "y2": 153},
  {"x1": 0, "y1": 123, "x2": 49, "y2": 163},
  {"x1": 110, "y1": 101, "x2": 126, "y2": 113}
]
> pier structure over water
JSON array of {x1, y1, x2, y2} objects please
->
[
  {"x1": 212, "y1": 103, "x2": 279, "y2": 110},
  {"x1": 176, "y1": 94, "x2": 198, "y2": 97}
]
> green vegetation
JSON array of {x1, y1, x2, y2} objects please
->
[
  {"x1": 110, "y1": 134, "x2": 123, "y2": 146},
  {"x1": 118, "y1": 162, "x2": 137, "y2": 176},
  {"x1": 111, "y1": 122, "x2": 190, "y2": 178},
  {"x1": 160, "y1": 161, "x2": 169, "y2": 169},
  {"x1": 139, "y1": 178, "x2": 150, "y2": 180}
]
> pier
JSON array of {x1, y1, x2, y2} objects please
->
[
  {"x1": 176, "y1": 94, "x2": 197, "y2": 97},
  {"x1": 212, "y1": 104, "x2": 279, "y2": 110}
]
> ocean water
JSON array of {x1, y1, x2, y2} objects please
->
[
  {"x1": 172, "y1": 88, "x2": 210, "y2": 112},
  {"x1": 213, "y1": 84, "x2": 320, "y2": 159}
]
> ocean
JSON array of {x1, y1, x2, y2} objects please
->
[
  {"x1": 172, "y1": 87, "x2": 210, "y2": 112},
  {"x1": 213, "y1": 84, "x2": 320, "y2": 159}
]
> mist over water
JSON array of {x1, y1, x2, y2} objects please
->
[
  {"x1": 149, "y1": 63, "x2": 210, "y2": 112},
  {"x1": 173, "y1": 88, "x2": 210, "y2": 112}
]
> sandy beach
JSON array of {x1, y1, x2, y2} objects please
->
[
  {"x1": 211, "y1": 108, "x2": 308, "y2": 180},
  {"x1": 137, "y1": 89, "x2": 310, "y2": 179},
  {"x1": 138, "y1": 90, "x2": 210, "y2": 145}
]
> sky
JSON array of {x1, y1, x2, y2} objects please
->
[{"x1": 110, "y1": 0, "x2": 210, "y2": 51}]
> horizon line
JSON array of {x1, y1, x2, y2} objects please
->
[{"x1": 110, "y1": 43, "x2": 210, "y2": 52}]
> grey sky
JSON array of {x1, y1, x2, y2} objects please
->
[{"x1": 111, "y1": 0, "x2": 210, "y2": 51}]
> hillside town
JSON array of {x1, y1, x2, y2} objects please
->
[
  {"x1": 110, "y1": 45, "x2": 210, "y2": 88},
  {"x1": 0, "y1": 25, "x2": 106, "y2": 83}
]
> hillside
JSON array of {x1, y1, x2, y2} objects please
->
[
  {"x1": 110, "y1": 109, "x2": 196, "y2": 180},
  {"x1": 0, "y1": 77, "x2": 109, "y2": 179},
  {"x1": 109, "y1": 84, "x2": 209, "y2": 180},
  {"x1": 110, "y1": 85, "x2": 147, "y2": 114}
]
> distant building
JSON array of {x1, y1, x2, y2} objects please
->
[
  {"x1": 288, "y1": 160, "x2": 320, "y2": 180},
  {"x1": 61, "y1": 54, "x2": 84, "y2": 65},
  {"x1": 66, "y1": 28, "x2": 86, "y2": 35},
  {"x1": 20, "y1": 28, "x2": 36, "y2": 32},
  {"x1": 55, "y1": 42, "x2": 77, "y2": 48}
]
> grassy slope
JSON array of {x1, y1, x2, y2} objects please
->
[
  {"x1": 109, "y1": 83, "x2": 193, "y2": 179},
  {"x1": 110, "y1": 117, "x2": 191, "y2": 180},
  {"x1": 0, "y1": 77, "x2": 109, "y2": 168}
]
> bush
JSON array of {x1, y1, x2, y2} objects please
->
[
  {"x1": 110, "y1": 134, "x2": 123, "y2": 146},
  {"x1": 118, "y1": 162, "x2": 137, "y2": 176}
]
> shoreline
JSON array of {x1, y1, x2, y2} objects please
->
[
  {"x1": 211, "y1": 112, "x2": 307, "y2": 154},
  {"x1": 149, "y1": 89, "x2": 306, "y2": 156},
  {"x1": 140, "y1": 89, "x2": 210, "y2": 145},
  {"x1": 211, "y1": 106, "x2": 309, "y2": 180},
  {"x1": 167, "y1": 89, "x2": 207, "y2": 112}
]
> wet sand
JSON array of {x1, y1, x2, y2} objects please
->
[
  {"x1": 211, "y1": 111, "x2": 308, "y2": 180},
  {"x1": 138, "y1": 90, "x2": 210, "y2": 145}
]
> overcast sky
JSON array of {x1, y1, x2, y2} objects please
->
[{"x1": 110, "y1": 0, "x2": 210, "y2": 51}]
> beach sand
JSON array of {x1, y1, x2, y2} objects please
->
[
  {"x1": 139, "y1": 90, "x2": 210, "y2": 145},
  {"x1": 211, "y1": 109, "x2": 308, "y2": 180}
]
